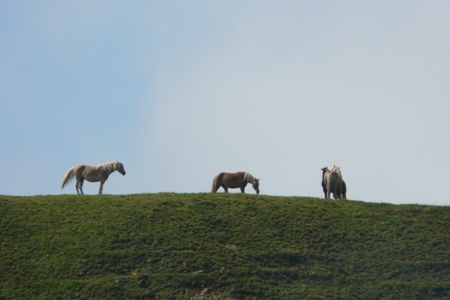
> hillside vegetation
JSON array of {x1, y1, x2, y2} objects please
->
[{"x1": 1, "y1": 194, "x2": 449, "y2": 299}]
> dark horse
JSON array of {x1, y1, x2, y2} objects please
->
[
  {"x1": 211, "y1": 172, "x2": 260, "y2": 194},
  {"x1": 321, "y1": 166, "x2": 346, "y2": 199}
]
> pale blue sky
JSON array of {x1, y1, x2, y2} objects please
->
[{"x1": 1, "y1": 1, "x2": 449, "y2": 205}]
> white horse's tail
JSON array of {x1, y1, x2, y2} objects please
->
[
  {"x1": 211, "y1": 175, "x2": 219, "y2": 193},
  {"x1": 61, "y1": 167, "x2": 76, "y2": 190}
]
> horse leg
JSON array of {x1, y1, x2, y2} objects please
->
[
  {"x1": 98, "y1": 181, "x2": 104, "y2": 195},
  {"x1": 79, "y1": 178, "x2": 85, "y2": 195},
  {"x1": 75, "y1": 180, "x2": 80, "y2": 195},
  {"x1": 222, "y1": 185, "x2": 228, "y2": 193},
  {"x1": 326, "y1": 191, "x2": 331, "y2": 199},
  {"x1": 333, "y1": 190, "x2": 338, "y2": 199},
  {"x1": 75, "y1": 177, "x2": 84, "y2": 195},
  {"x1": 240, "y1": 186, "x2": 245, "y2": 193},
  {"x1": 213, "y1": 182, "x2": 221, "y2": 193}
]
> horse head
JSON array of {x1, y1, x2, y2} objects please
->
[
  {"x1": 321, "y1": 167, "x2": 330, "y2": 182},
  {"x1": 115, "y1": 161, "x2": 126, "y2": 175},
  {"x1": 252, "y1": 178, "x2": 260, "y2": 194}
]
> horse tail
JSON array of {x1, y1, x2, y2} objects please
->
[
  {"x1": 211, "y1": 174, "x2": 220, "y2": 193},
  {"x1": 211, "y1": 175, "x2": 217, "y2": 193},
  {"x1": 61, "y1": 167, "x2": 76, "y2": 190},
  {"x1": 342, "y1": 181, "x2": 347, "y2": 199}
]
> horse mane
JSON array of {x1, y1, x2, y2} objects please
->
[
  {"x1": 243, "y1": 172, "x2": 255, "y2": 183},
  {"x1": 332, "y1": 166, "x2": 342, "y2": 178},
  {"x1": 98, "y1": 161, "x2": 117, "y2": 173}
]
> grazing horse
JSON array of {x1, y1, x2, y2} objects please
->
[
  {"x1": 323, "y1": 166, "x2": 346, "y2": 199},
  {"x1": 211, "y1": 172, "x2": 260, "y2": 194},
  {"x1": 61, "y1": 161, "x2": 126, "y2": 195}
]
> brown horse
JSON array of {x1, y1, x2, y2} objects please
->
[
  {"x1": 61, "y1": 161, "x2": 126, "y2": 195},
  {"x1": 211, "y1": 172, "x2": 260, "y2": 194},
  {"x1": 322, "y1": 166, "x2": 346, "y2": 199}
]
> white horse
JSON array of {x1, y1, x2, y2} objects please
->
[
  {"x1": 61, "y1": 161, "x2": 126, "y2": 195},
  {"x1": 324, "y1": 166, "x2": 345, "y2": 199}
]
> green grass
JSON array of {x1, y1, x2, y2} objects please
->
[{"x1": 1, "y1": 193, "x2": 449, "y2": 299}]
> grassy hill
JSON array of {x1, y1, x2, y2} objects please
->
[{"x1": 1, "y1": 194, "x2": 449, "y2": 299}]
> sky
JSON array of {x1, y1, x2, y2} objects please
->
[{"x1": 1, "y1": 1, "x2": 449, "y2": 206}]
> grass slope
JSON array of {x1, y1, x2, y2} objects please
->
[{"x1": 1, "y1": 194, "x2": 449, "y2": 299}]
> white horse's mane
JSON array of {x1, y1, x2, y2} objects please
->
[
  {"x1": 98, "y1": 161, "x2": 118, "y2": 173},
  {"x1": 243, "y1": 172, "x2": 258, "y2": 184},
  {"x1": 332, "y1": 166, "x2": 342, "y2": 178},
  {"x1": 243, "y1": 172, "x2": 252, "y2": 182}
]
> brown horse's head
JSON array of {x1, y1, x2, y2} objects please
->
[{"x1": 252, "y1": 178, "x2": 260, "y2": 194}]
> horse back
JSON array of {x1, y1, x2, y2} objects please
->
[
  {"x1": 76, "y1": 165, "x2": 104, "y2": 182},
  {"x1": 325, "y1": 171, "x2": 341, "y2": 187},
  {"x1": 219, "y1": 172, "x2": 246, "y2": 188},
  {"x1": 73, "y1": 165, "x2": 87, "y2": 175}
]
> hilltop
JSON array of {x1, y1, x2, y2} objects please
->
[{"x1": 1, "y1": 194, "x2": 449, "y2": 299}]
